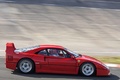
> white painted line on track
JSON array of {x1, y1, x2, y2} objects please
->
[
  {"x1": 105, "y1": 63, "x2": 120, "y2": 68},
  {"x1": 106, "y1": 63, "x2": 118, "y2": 67},
  {"x1": 0, "y1": 50, "x2": 4, "y2": 51}
]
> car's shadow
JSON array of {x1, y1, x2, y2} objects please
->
[{"x1": 12, "y1": 70, "x2": 120, "y2": 80}]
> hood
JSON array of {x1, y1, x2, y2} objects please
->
[{"x1": 81, "y1": 55, "x2": 103, "y2": 64}]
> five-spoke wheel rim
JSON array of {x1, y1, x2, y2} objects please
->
[
  {"x1": 82, "y1": 63, "x2": 94, "y2": 76},
  {"x1": 19, "y1": 60, "x2": 32, "y2": 73}
]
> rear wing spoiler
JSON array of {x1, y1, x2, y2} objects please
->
[{"x1": 6, "y1": 43, "x2": 16, "y2": 55}]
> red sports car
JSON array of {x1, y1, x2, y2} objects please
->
[{"x1": 5, "y1": 43, "x2": 110, "y2": 76}]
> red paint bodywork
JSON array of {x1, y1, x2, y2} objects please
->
[{"x1": 5, "y1": 43, "x2": 110, "y2": 76}]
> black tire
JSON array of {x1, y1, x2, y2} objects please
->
[
  {"x1": 18, "y1": 59, "x2": 35, "y2": 74},
  {"x1": 80, "y1": 62, "x2": 96, "y2": 76}
]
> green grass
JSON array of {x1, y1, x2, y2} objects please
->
[{"x1": 93, "y1": 56, "x2": 120, "y2": 64}]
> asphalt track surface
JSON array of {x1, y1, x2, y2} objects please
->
[
  {"x1": 0, "y1": 58, "x2": 119, "y2": 80},
  {"x1": 0, "y1": 0, "x2": 120, "y2": 56}
]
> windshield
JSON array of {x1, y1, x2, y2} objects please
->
[{"x1": 65, "y1": 48, "x2": 81, "y2": 57}]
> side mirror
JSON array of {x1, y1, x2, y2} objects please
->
[{"x1": 71, "y1": 55, "x2": 75, "y2": 59}]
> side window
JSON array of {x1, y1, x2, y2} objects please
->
[
  {"x1": 58, "y1": 50, "x2": 66, "y2": 58},
  {"x1": 47, "y1": 49, "x2": 59, "y2": 57},
  {"x1": 47, "y1": 49, "x2": 71, "y2": 58},
  {"x1": 36, "y1": 49, "x2": 47, "y2": 56}
]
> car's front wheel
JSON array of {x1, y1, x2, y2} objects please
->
[
  {"x1": 18, "y1": 59, "x2": 34, "y2": 73},
  {"x1": 80, "y1": 62, "x2": 96, "y2": 76}
]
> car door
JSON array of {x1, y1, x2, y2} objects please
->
[
  {"x1": 45, "y1": 48, "x2": 77, "y2": 74},
  {"x1": 33, "y1": 49, "x2": 50, "y2": 73}
]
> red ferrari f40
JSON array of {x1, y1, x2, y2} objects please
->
[{"x1": 5, "y1": 43, "x2": 110, "y2": 76}]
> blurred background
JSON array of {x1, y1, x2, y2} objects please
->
[{"x1": 0, "y1": 0, "x2": 120, "y2": 56}]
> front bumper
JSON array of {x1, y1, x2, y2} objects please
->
[{"x1": 97, "y1": 68, "x2": 110, "y2": 76}]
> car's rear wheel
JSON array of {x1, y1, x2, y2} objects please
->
[
  {"x1": 80, "y1": 62, "x2": 95, "y2": 76},
  {"x1": 18, "y1": 59, "x2": 34, "y2": 73}
]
